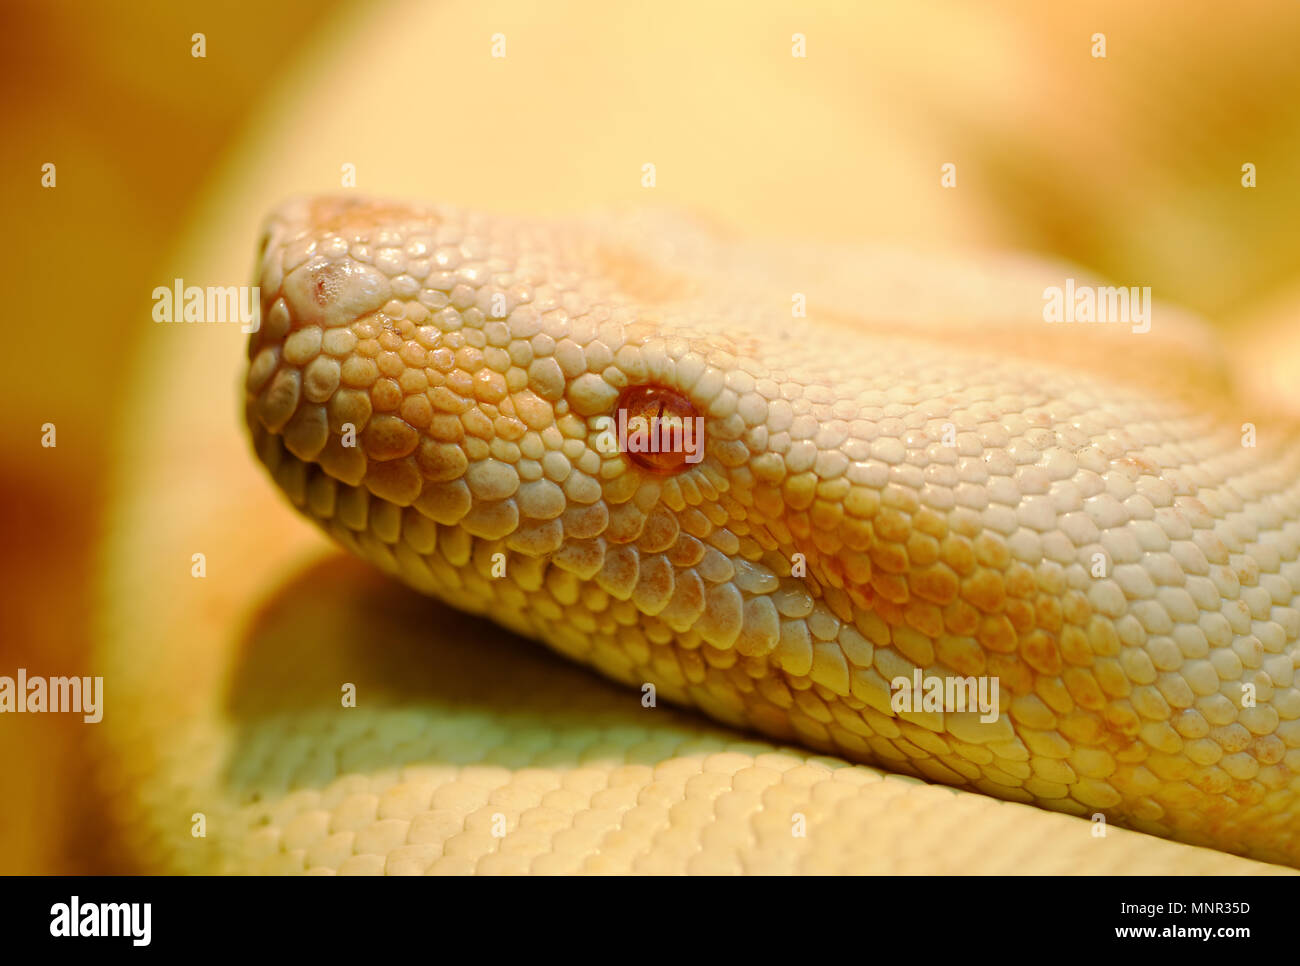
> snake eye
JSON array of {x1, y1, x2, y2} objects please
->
[{"x1": 614, "y1": 385, "x2": 704, "y2": 474}]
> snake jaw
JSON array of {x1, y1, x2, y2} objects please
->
[{"x1": 244, "y1": 194, "x2": 1300, "y2": 868}]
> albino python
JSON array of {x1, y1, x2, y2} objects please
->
[{"x1": 98, "y1": 194, "x2": 1299, "y2": 874}]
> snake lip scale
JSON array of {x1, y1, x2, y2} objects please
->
[{"x1": 244, "y1": 194, "x2": 1300, "y2": 869}]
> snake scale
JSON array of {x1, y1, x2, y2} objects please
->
[{"x1": 184, "y1": 193, "x2": 1298, "y2": 871}]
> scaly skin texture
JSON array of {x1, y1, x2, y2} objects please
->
[{"x1": 244, "y1": 195, "x2": 1300, "y2": 867}]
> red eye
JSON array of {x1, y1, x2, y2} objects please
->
[{"x1": 614, "y1": 385, "x2": 704, "y2": 474}]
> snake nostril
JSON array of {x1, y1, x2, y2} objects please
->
[
  {"x1": 310, "y1": 264, "x2": 344, "y2": 307},
  {"x1": 614, "y1": 385, "x2": 704, "y2": 474}
]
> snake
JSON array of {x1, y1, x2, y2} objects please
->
[{"x1": 95, "y1": 194, "x2": 1299, "y2": 874}]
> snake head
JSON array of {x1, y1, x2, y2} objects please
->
[
  {"x1": 245, "y1": 195, "x2": 1300, "y2": 867},
  {"x1": 245, "y1": 197, "x2": 762, "y2": 678},
  {"x1": 244, "y1": 194, "x2": 988, "y2": 734}
]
